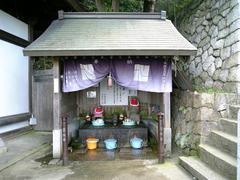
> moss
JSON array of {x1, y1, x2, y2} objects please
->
[
  {"x1": 178, "y1": 106, "x2": 188, "y2": 114},
  {"x1": 194, "y1": 86, "x2": 225, "y2": 93}
]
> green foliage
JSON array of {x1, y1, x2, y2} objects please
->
[
  {"x1": 178, "y1": 106, "x2": 187, "y2": 113},
  {"x1": 148, "y1": 137, "x2": 157, "y2": 152},
  {"x1": 155, "y1": 0, "x2": 195, "y2": 24},
  {"x1": 80, "y1": 0, "x2": 143, "y2": 12},
  {"x1": 33, "y1": 57, "x2": 53, "y2": 70},
  {"x1": 194, "y1": 86, "x2": 225, "y2": 93}
]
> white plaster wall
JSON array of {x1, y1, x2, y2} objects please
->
[
  {"x1": 0, "y1": 10, "x2": 28, "y2": 40},
  {"x1": 0, "y1": 11, "x2": 29, "y2": 117}
]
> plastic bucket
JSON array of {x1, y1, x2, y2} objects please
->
[{"x1": 86, "y1": 138, "x2": 99, "y2": 150}]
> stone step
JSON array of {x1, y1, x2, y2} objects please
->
[
  {"x1": 199, "y1": 144, "x2": 237, "y2": 180},
  {"x1": 209, "y1": 130, "x2": 237, "y2": 157},
  {"x1": 228, "y1": 105, "x2": 240, "y2": 120},
  {"x1": 220, "y1": 118, "x2": 237, "y2": 136},
  {"x1": 179, "y1": 156, "x2": 227, "y2": 180}
]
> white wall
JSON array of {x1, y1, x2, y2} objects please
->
[
  {"x1": 0, "y1": 10, "x2": 28, "y2": 40},
  {"x1": 0, "y1": 10, "x2": 29, "y2": 118}
]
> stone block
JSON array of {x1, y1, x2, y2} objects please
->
[
  {"x1": 200, "y1": 93, "x2": 214, "y2": 107},
  {"x1": 222, "y1": 52, "x2": 240, "y2": 69},
  {"x1": 218, "y1": 69, "x2": 229, "y2": 82},
  {"x1": 227, "y1": 66, "x2": 240, "y2": 81},
  {"x1": 223, "y1": 82, "x2": 240, "y2": 93},
  {"x1": 200, "y1": 107, "x2": 218, "y2": 121},
  {"x1": 215, "y1": 57, "x2": 222, "y2": 68},
  {"x1": 226, "y1": 4, "x2": 239, "y2": 26},
  {"x1": 224, "y1": 30, "x2": 239, "y2": 47},
  {"x1": 220, "y1": 46, "x2": 231, "y2": 60},
  {"x1": 231, "y1": 41, "x2": 240, "y2": 54}
]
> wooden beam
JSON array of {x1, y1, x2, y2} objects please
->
[
  {"x1": 163, "y1": 92, "x2": 171, "y2": 128},
  {"x1": 53, "y1": 57, "x2": 61, "y2": 129},
  {"x1": 0, "y1": 29, "x2": 29, "y2": 47},
  {"x1": 65, "y1": 0, "x2": 88, "y2": 12}
]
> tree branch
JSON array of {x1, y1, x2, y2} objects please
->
[{"x1": 65, "y1": 0, "x2": 88, "y2": 12}]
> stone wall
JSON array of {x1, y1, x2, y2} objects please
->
[
  {"x1": 172, "y1": 89, "x2": 239, "y2": 155},
  {"x1": 178, "y1": 0, "x2": 240, "y2": 93}
]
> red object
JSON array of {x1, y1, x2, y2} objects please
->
[
  {"x1": 93, "y1": 107, "x2": 103, "y2": 117},
  {"x1": 130, "y1": 98, "x2": 139, "y2": 107}
]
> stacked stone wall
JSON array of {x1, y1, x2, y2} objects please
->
[
  {"x1": 172, "y1": 90, "x2": 239, "y2": 155},
  {"x1": 179, "y1": 0, "x2": 240, "y2": 93}
]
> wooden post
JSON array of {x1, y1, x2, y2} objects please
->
[
  {"x1": 62, "y1": 115, "x2": 69, "y2": 165},
  {"x1": 52, "y1": 57, "x2": 62, "y2": 158},
  {"x1": 158, "y1": 112, "x2": 164, "y2": 163},
  {"x1": 163, "y1": 92, "x2": 170, "y2": 128},
  {"x1": 163, "y1": 92, "x2": 171, "y2": 156}
]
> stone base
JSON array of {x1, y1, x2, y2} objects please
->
[
  {"x1": 52, "y1": 129, "x2": 62, "y2": 159},
  {"x1": 0, "y1": 138, "x2": 7, "y2": 155}
]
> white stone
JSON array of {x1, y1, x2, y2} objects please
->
[
  {"x1": 218, "y1": 18, "x2": 227, "y2": 31},
  {"x1": 195, "y1": 63, "x2": 203, "y2": 77},
  {"x1": 203, "y1": 43, "x2": 211, "y2": 51},
  {"x1": 213, "y1": 15, "x2": 222, "y2": 25},
  {"x1": 205, "y1": 78, "x2": 214, "y2": 87},
  {"x1": 226, "y1": 4, "x2": 239, "y2": 26},
  {"x1": 219, "y1": 69, "x2": 229, "y2": 82},
  {"x1": 213, "y1": 39, "x2": 224, "y2": 49},
  {"x1": 213, "y1": 69, "x2": 221, "y2": 80},
  {"x1": 209, "y1": 25, "x2": 218, "y2": 38},
  {"x1": 202, "y1": 51, "x2": 208, "y2": 62},
  {"x1": 221, "y1": 8, "x2": 230, "y2": 17},
  {"x1": 53, "y1": 129, "x2": 62, "y2": 159},
  {"x1": 199, "y1": 36, "x2": 211, "y2": 47},
  {"x1": 196, "y1": 48, "x2": 203, "y2": 57},
  {"x1": 220, "y1": 46, "x2": 231, "y2": 60},
  {"x1": 231, "y1": 42, "x2": 240, "y2": 54},
  {"x1": 203, "y1": 55, "x2": 215, "y2": 71},
  {"x1": 224, "y1": 30, "x2": 240, "y2": 47},
  {"x1": 195, "y1": 57, "x2": 201, "y2": 64},
  {"x1": 218, "y1": 28, "x2": 229, "y2": 39},
  {"x1": 201, "y1": 30, "x2": 208, "y2": 40},
  {"x1": 222, "y1": 52, "x2": 240, "y2": 68},
  {"x1": 213, "y1": 49, "x2": 220, "y2": 57},
  {"x1": 196, "y1": 25, "x2": 204, "y2": 33},
  {"x1": 229, "y1": 19, "x2": 240, "y2": 33},
  {"x1": 215, "y1": 57, "x2": 223, "y2": 68},
  {"x1": 207, "y1": 63, "x2": 216, "y2": 77},
  {"x1": 189, "y1": 61, "x2": 196, "y2": 75},
  {"x1": 228, "y1": 66, "x2": 240, "y2": 81},
  {"x1": 208, "y1": 46, "x2": 214, "y2": 56}
]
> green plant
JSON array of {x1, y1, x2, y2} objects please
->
[{"x1": 178, "y1": 106, "x2": 187, "y2": 114}]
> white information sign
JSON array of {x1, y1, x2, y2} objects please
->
[{"x1": 100, "y1": 79, "x2": 137, "y2": 106}]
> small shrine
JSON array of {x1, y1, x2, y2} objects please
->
[{"x1": 23, "y1": 11, "x2": 196, "y2": 162}]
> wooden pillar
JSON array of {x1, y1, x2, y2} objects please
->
[
  {"x1": 52, "y1": 57, "x2": 62, "y2": 158},
  {"x1": 163, "y1": 92, "x2": 171, "y2": 156},
  {"x1": 158, "y1": 113, "x2": 164, "y2": 163}
]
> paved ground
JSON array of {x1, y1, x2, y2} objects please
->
[{"x1": 0, "y1": 131, "x2": 192, "y2": 180}]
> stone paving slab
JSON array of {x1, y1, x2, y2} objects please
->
[{"x1": 0, "y1": 131, "x2": 52, "y2": 172}]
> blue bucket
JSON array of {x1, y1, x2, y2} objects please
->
[
  {"x1": 104, "y1": 138, "x2": 117, "y2": 150},
  {"x1": 130, "y1": 137, "x2": 143, "y2": 149}
]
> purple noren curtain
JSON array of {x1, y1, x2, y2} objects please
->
[
  {"x1": 63, "y1": 57, "x2": 172, "y2": 93},
  {"x1": 63, "y1": 58, "x2": 110, "y2": 92}
]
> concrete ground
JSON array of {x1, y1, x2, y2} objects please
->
[{"x1": 0, "y1": 130, "x2": 192, "y2": 180}]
